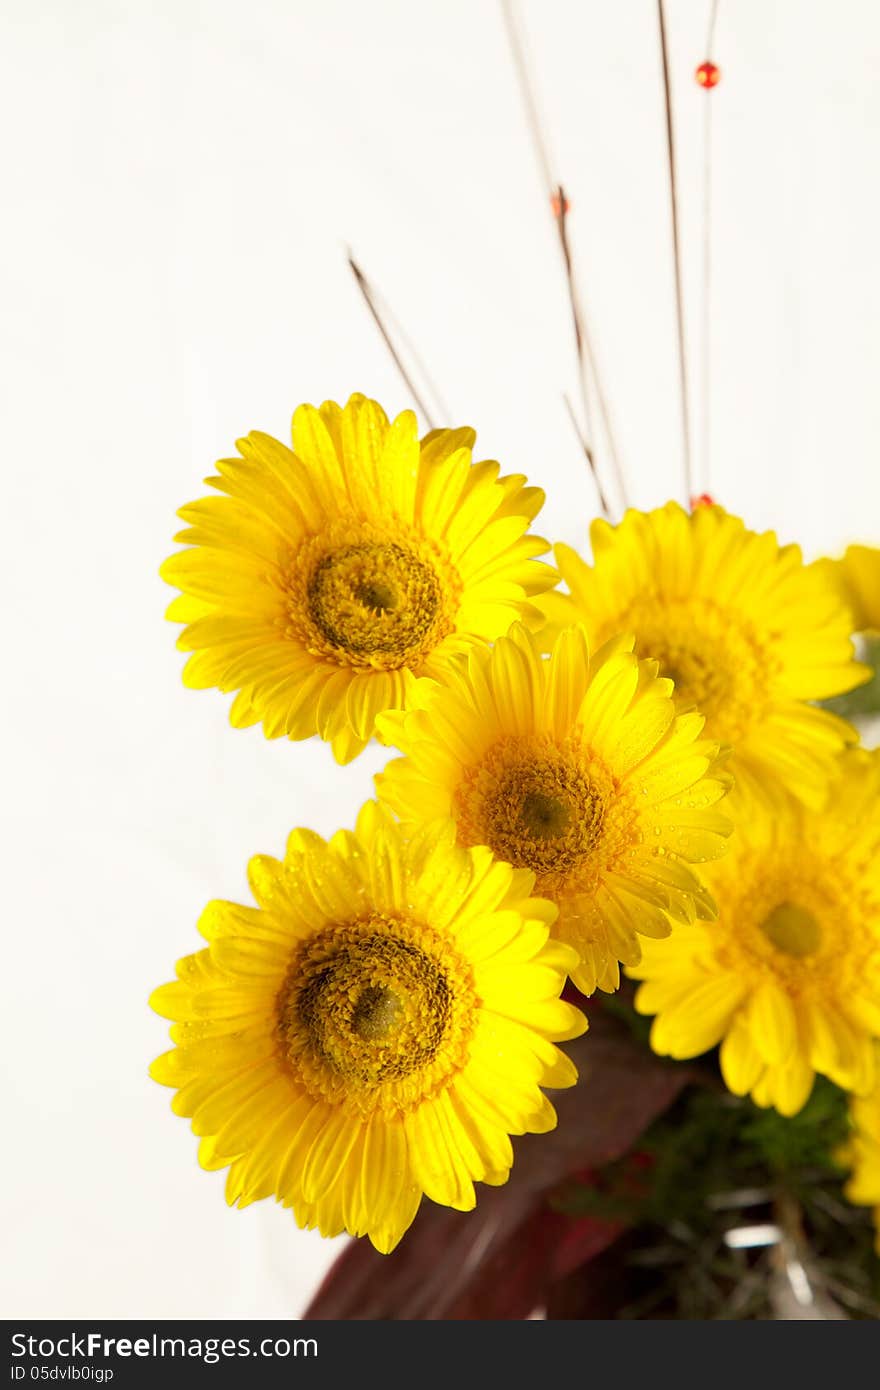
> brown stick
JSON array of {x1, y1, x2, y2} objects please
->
[
  {"x1": 699, "y1": 0, "x2": 721, "y2": 498},
  {"x1": 564, "y1": 392, "x2": 610, "y2": 520},
  {"x1": 347, "y1": 252, "x2": 439, "y2": 429},
  {"x1": 556, "y1": 190, "x2": 618, "y2": 516},
  {"x1": 657, "y1": 0, "x2": 694, "y2": 504},
  {"x1": 500, "y1": 0, "x2": 628, "y2": 513}
]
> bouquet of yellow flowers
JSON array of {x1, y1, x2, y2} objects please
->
[
  {"x1": 148, "y1": 390, "x2": 880, "y2": 1318},
  {"x1": 147, "y1": 4, "x2": 880, "y2": 1319}
]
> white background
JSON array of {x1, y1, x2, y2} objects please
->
[{"x1": 2, "y1": 0, "x2": 879, "y2": 1319}]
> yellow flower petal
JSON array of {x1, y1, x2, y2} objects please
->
[
  {"x1": 377, "y1": 623, "x2": 731, "y2": 998},
  {"x1": 628, "y1": 749, "x2": 880, "y2": 1118},
  {"x1": 149, "y1": 809, "x2": 584, "y2": 1253},
  {"x1": 539, "y1": 503, "x2": 867, "y2": 809},
  {"x1": 162, "y1": 395, "x2": 554, "y2": 759}
]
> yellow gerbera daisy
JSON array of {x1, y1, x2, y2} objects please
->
[
  {"x1": 838, "y1": 1054, "x2": 880, "y2": 1255},
  {"x1": 629, "y1": 749, "x2": 880, "y2": 1116},
  {"x1": 149, "y1": 803, "x2": 585, "y2": 1254},
  {"x1": 836, "y1": 545, "x2": 880, "y2": 634},
  {"x1": 538, "y1": 502, "x2": 866, "y2": 808},
  {"x1": 376, "y1": 624, "x2": 732, "y2": 997},
  {"x1": 161, "y1": 394, "x2": 555, "y2": 763}
]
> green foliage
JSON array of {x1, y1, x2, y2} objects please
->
[
  {"x1": 739, "y1": 1077, "x2": 851, "y2": 1177},
  {"x1": 552, "y1": 1074, "x2": 880, "y2": 1319},
  {"x1": 823, "y1": 634, "x2": 880, "y2": 720}
]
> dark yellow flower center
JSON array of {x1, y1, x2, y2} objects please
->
[
  {"x1": 520, "y1": 790, "x2": 572, "y2": 840},
  {"x1": 713, "y1": 850, "x2": 880, "y2": 1003},
  {"x1": 286, "y1": 530, "x2": 460, "y2": 671},
  {"x1": 607, "y1": 598, "x2": 772, "y2": 742},
  {"x1": 454, "y1": 735, "x2": 629, "y2": 895},
  {"x1": 276, "y1": 914, "x2": 477, "y2": 1117},
  {"x1": 759, "y1": 901, "x2": 822, "y2": 959},
  {"x1": 350, "y1": 984, "x2": 404, "y2": 1040},
  {"x1": 307, "y1": 542, "x2": 440, "y2": 654}
]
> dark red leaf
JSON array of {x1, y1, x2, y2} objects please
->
[
  {"x1": 545, "y1": 1232, "x2": 643, "y2": 1319},
  {"x1": 304, "y1": 1003, "x2": 694, "y2": 1320}
]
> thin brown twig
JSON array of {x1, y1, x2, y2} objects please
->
[
  {"x1": 700, "y1": 0, "x2": 721, "y2": 498},
  {"x1": 555, "y1": 186, "x2": 597, "y2": 491},
  {"x1": 555, "y1": 188, "x2": 627, "y2": 511},
  {"x1": 499, "y1": 0, "x2": 555, "y2": 198},
  {"x1": 657, "y1": 0, "x2": 694, "y2": 505},
  {"x1": 699, "y1": 75, "x2": 713, "y2": 500},
  {"x1": 500, "y1": 0, "x2": 628, "y2": 513},
  {"x1": 563, "y1": 391, "x2": 610, "y2": 517},
  {"x1": 372, "y1": 272, "x2": 452, "y2": 423},
  {"x1": 347, "y1": 252, "x2": 439, "y2": 429}
]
